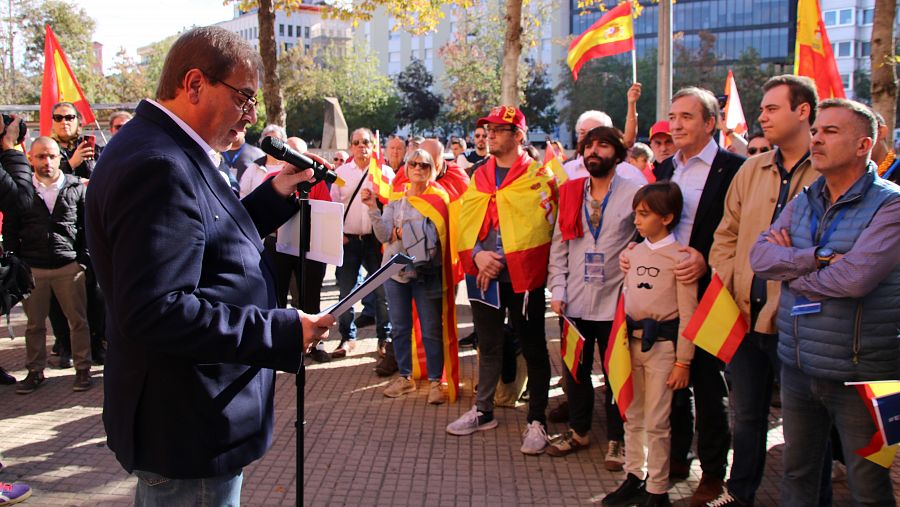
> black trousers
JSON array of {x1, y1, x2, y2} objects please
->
[
  {"x1": 265, "y1": 234, "x2": 326, "y2": 314},
  {"x1": 567, "y1": 318, "x2": 625, "y2": 439},
  {"x1": 670, "y1": 348, "x2": 731, "y2": 480}
]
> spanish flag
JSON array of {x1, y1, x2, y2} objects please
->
[
  {"x1": 682, "y1": 273, "x2": 748, "y2": 364},
  {"x1": 561, "y1": 317, "x2": 586, "y2": 382},
  {"x1": 457, "y1": 152, "x2": 558, "y2": 293},
  {"x1": 368, "y1": 131, "x2": 393, "y2": 204},
  {"x1": 794, "y1": 0, "x2": 846, "y2": 99},
  {"x1": 40, "y1": 24, "x2": 96, "y2": 135},
  {"x1": 405, "y1": 184, "x2": 461, "y2": 401},
  {"x1": 604, "y1": 294, "x2": 633, "y2": 421},
  {"x1": 567, "y1": 2, "x2": 635, "y2": 81},
  {"x1": 853, "y1": 381, "x2": 900, "y2": 468},
  {"x1": 544, "y1": 141, "x2": 567, "y2": 185},
  {"x1": 720, "y1": 70, "x2": 748, "y2": 149}
]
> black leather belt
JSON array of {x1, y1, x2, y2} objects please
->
[
  {"x1": 626, "y1": 316, "x2": 680, "y2": 352},
  {"x1": 344, "y1": 233, "x2": 374, "y2": 241}
]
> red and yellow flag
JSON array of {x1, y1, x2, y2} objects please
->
[
  {"x1": 853, "y1": 381, "x2": 900, "y2": 468},
  {"x1": 567, "y1": 2, "x2": 635, "y2": 81},
  {"x1": 794, "y1": 0, "x2": 846, "y2": 99},
  {"x1": 406, "y1": 184, "x2": 461, "y2": 401},
  {"x1": 457, "y1": 152, "x2": 557, "y2": 293},
  {"x1": 40, "y1": 24, "x2": 96, "y2": 136},
  {"x1": 682, "y1": 273, "x2": 748, "y2": 364},
  {"x1": 561, "y1": 317, "x2": 586, "y2": 382},
  {"x1": 604, "y1": 294, "x2": 633, "y2": 421},
  {"x1": 721, "y1": 70, "x2": 748, "y2": 149},
  {"x1": 544, "y1": 141, "x2": 568, "y2": 185},
  {"x1": 368, "y1": 132, "x2": 393, "y2": 204}
]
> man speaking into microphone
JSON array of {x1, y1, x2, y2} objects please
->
[{"x1": 85, "y1": 26, "x2": 333, "y2": 505}]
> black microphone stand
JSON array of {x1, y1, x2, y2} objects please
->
[{"x1": 295, "y1": 181, "x2": 312, "y2": 507}]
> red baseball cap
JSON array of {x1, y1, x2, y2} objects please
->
[
  {"x1": 477, "y1": 106, "x2": 527, "y2": 131},
  {"x1": 649, "y1": 120, "x2": 672, "y2": 139}
]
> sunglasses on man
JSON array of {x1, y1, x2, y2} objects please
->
[{"x1": 748, "y1": 146, "x2": 770, "y2": 155}]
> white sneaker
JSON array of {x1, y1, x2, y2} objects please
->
[
  {"x1": 446, "y1": 406, "x2": 498, "y2": 436},
  {"x1": 520, "y1": 421, "x2": 548, "y2": 455}
]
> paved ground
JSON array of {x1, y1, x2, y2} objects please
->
[{"x1": 1, "y1": 271, "x2": 898, "y2": 506}]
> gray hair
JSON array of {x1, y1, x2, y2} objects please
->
[
  {"x1": 407, "y1": 148, "x2": 437, "y2": 182},
  {"x1": 261, "y1": 124, "x2": 287, "y2": 140},
  {"x1": 818, "y1": 99, "x2": 878, "y2": 140},
  {"x1": 630, "y1": 142, "x2": 653, "y2": 163},
  {"x1": 672, "y1": 87, "x2": 720, "y2": 123},
  {"x1": 575, "y1": 110, "x2": 613, "y2": 133}
]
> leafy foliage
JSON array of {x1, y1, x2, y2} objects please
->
[
  {"x1": 396, "y1": 59, "x2": 442, "y2": 130},
  {"x1": 520, "y1": 61, "x2": 558, "y2": 133}
]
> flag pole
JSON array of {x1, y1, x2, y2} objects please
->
[
  {"x1": 93, "y1": 119, "x2": 109, "y2": 145},
  {"x1": 630, "y1": 2, "x2": 637, "y2": 84}
]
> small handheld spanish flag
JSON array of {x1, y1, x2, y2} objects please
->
[
  {"x1": 851, "y1": 381, "x2": 900, "y2": 468},
  {"x1": 604, "y1": 294, "x2": 633, "y2": 421},
  {"x1": 544, "y1": 141, "x2": 567, "y2": 185},
  {"x1": 560, "y1": 316, "x2": 586, "y2": 382},
  {"x1": 682, "y1": 272, "x2": 748, "y2": 364}
]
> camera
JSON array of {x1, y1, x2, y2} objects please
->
[{"x1": 1, "y1": 114, "x2": 27, "y2": 146}]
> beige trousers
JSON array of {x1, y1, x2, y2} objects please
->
[
  {"x1": 23, "y1": 262, "x2": 91, "y2": 372},
  {"x1": 624, "y1": 338, "x2": 675, "y2": 495}
]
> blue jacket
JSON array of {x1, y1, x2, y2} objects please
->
[
  {"x1": 86, "y1": 100, "x2": 303, "y2": 478},
  {"x1": 777, "y1": 169, "x2": 900, "y2": 381}
]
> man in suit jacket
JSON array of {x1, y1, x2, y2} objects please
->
[
  {"x1": 624, "y1": 87, "x2": 745, "y2": 507},
  {"x1": 85, "y1": 26, "x2": 333, "y2": 505}
]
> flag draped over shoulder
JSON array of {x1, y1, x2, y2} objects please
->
[
  {"x1": 682, "y1": 273, "x2": 748, "y2": 364},
  {"x1": 721, "y1": 70, "x2": 748, "y2": 149},
  {"x1": 457, "y1": 152, "x2": 558, "y2": 293},
  {"x1": 794, "y1": 0, "x2": 846, "y2": 99},
  {"x1": 853, "y1": 381, "x2": 900, "y2": 468},
  {"x1": 561, "y1": 317, "x2": 586, "y2": 382},
  {"x1": 40, "y1": 24, "x2": 96, "y2": 135},
  {"x1": 404, "y1": 184, "x2": 460, "y2": 401},
  {"x1": 567, "y1": 2, "x2": 635, "y2": 81},
  {"x1": 604, "y1": 294, "x2": 633, "y2": 421}
]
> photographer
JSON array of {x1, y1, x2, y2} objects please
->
[{"x1": 49, "y1": 102, "x2": 100, "y2": 178}]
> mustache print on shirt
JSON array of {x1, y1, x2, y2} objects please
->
[{"x1": 637, "y1": 282, "x2": 654, "y2": 290}]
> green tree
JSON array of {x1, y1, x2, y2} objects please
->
[
  {"x1": 279, "y1": 45, "x2": 401, "y2": 143},
  {"x1": 520, "y1": 60, "x2": 558, "y2": 133},
  {"x1": 20, "y1": 0, "x2": 95, "y2": 74},
  {"x1": 731, "y1": 47, "x2": 781, "y2": 131},
  {"x1": 673, "y1": 31, "x2": 726, "y2": 93},
  {"x1": 396, "y1": 59, "x2": 443, "y2": 130}
]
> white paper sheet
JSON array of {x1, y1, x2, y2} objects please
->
[
  {"x1": 319, "y1": 254, "x2": 413, "y2": 319},
  {"x1": 275, "y1": 199, "x2": 344, "y2": 266}
]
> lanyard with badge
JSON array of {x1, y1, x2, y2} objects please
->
[
  {"x1": 790, "y1": 205, "x2": 849, "y2": 316},
  {"x1": 583, "y1": 179, "x2": 612, "y2": 285}
]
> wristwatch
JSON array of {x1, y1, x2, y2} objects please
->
[{"x1": 815, "y1": 247, "x2": 835, "y2": 269}]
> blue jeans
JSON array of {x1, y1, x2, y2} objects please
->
[
  {"x1": 134, "y1": 469, "x2": 242, "y2": 506},
  {"x1": 724, "y1": 332, "x2": 778, "y2": 504},
  {"x1": 385, "y1": 274, "x2": 443, "y2": 379},
  {"x1": 335, "y1": 234, "x2": 390, "y2": 341},
  {"x1": 780, "y1": 365, "x2": 896, "y2": 507}
]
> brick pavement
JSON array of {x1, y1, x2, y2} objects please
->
[{"x1": 0, "y1": 271, "x2": 898, "y2": 506}]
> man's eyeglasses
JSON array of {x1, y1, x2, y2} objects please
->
[
  {"x1": 333, "y1": 157, "x2": 345, "y2": 164},
  {"x1": 636, "y1": 266, "x2": 660, "y2": 277},
  {"x1": 205, "y1": 72, "x2": 257, "y2": 114},
  {"x1": 747, "y1": 146, "x2": 771, "y2": 155},
  {"x1": 52, "y1": 114, "x2": 77, "y2": 122},
  {"x1": 474, "y1": 133, "x2": 486, "y2": 139},
  {"x1": 352, "y1": 139, "x2": 372, "y2": 146},
  {"x1": 407, "y1": 161, "x2": 432, "y2": 170},
  {"x1": 486, "y1": 126, "x2": 515, "y2": 135}
]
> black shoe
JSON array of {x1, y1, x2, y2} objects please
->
[
  {"x1": 642, "y1": 493, "x2": 671, "y2": 507},
  {"x1": 669, "y1": 458, "x2": 692, "y2": 480},
  {"x1": 602, "y1": 473, "x2": 646, "y2": 506},
  {"x1": 309, "y1": 347, "x2": 331, "y2": 363},
  {"x1": 16, "y1": 371, "x2": 45, "y2": 395},
  {"x1": 548, "y1": 401, "x2": 570, "y2": 423},
  {"x1": 354, "y1": 314, "x2": 376, "y2": 328},
  {"x1": 375, "y1": 342, "x2": 398, "y2": 377},
  {"x1": 459, "y1": 331, "x2": 478, "y2": 349},
  {"x1": 73, "y1": 369, "x2": 93, "y2": 392},
  {"x1": 0, "y1": 367, "x2": 15, "y2": 385},
  {"x1": 56, "y1": 354, "x2": 72, "y2": 369}
]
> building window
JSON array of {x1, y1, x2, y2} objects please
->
[
  {"x1": 861, "y1": 8, "x2": 874, "y2": 25},
  {"x1": 824, "y1": 8, "x2": 853, "y2": 27},
  {"x1": 288, "y1": 25, "x2": 293, "y2": 37},
  {"x1": 859, "y1": 41, "x2": 871, "y2": 57},
  {"x1": 841, "y1": 73, "x2": 851, "y2": 89},
  {"x1": 279, "y1": 24, "x2": 284, "y2": 36},
  {"x1": 833, "y1": 41, "x2": 853, "y2": 58},
  {"x1": 305, "y1": 26, "x2": 310, "y2": 39}
]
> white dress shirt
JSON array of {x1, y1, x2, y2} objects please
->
[
  {"x1": 671, "y1": 138, "x2": 718, "y2": 245},
  {"x1": 330, "y1": 159, "x2": 395, "y2": 235},
  {"x1": 33, "y1": 172, "x2": 65, "y2": 213},
  {"x1": 562, "y1": 156, "x2": 648, "y2": 185},
  {"x1": 239, "y1": 161, "x2": 284, "y2": 198}
]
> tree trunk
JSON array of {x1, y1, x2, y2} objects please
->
[
  {"x1": 871, "y1": 0, "x2": 897, "y2": 145},
  {"x1": 258, "y1": 0, "x2": 285, "y2": 127},
  {"x1": 499, "y1": 0, "x2": 523, "y2": 106}
]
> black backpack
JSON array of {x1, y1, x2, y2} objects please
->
[{"x1": 0, "y1": 251, "x2": 33, "y2": 336}]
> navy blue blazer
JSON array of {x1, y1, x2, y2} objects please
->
[
  {"x1": 653, "y1": 145, "x2": 745, "y2": 294},
  {"x1": 86, "y1": 100, "x2": 303, "y2": 478}
]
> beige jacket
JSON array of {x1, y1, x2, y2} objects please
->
[{"x1": 709, "y1": 150, "x2": 819, "y2": 334}]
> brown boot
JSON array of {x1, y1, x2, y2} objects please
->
[
  {"x1": 690, "y1": 476, "x2": 724, "y2": 507},
  {"x1": 374, "y1": 341, "x2": 398, "y2": 377}
]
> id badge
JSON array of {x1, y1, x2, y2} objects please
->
[
  {"x1": 584, "y1": 252, "x2": 605, "y2": 285},
  {"x1": 791, "y1": 295, "x2": 822, "y2": 316}
]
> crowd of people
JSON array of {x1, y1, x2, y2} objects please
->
[{"x1": 0, "y1": 24, "x2": 898, "y2": 507}]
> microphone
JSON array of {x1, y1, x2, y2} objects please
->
[{"x1": 259, "y1": 136, "x2": 338, "y2": 186}]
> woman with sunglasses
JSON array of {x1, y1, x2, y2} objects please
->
[
  {"x1": 50, "y1": 102, "x2": 99, "y2": 179},
  {"x1": 361, "y1": 149, "x2": 449, "y2": 405}
]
